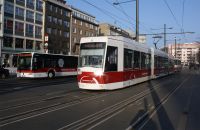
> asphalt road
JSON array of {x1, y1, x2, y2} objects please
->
[{"x1": 0, "y1": 69, "x2": 200, "y2": 130}]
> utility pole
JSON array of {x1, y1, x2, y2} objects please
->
[
  {"x1": 164, "y1": 24, "x2": 166, "y2": 52},
  {"x1": 175, "y1": 37, "x2": 177, "y2": 58},
  {"x1": 136, "y1": 0, "x2": 139, "y2": 42}
]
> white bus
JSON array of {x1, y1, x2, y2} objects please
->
[{"x1": 17, "y1": 52, "x2": 78, "y2": 78}]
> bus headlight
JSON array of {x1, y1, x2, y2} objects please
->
[{"x1": 94, "y1": 70, "x2": 103, "y2": 76}]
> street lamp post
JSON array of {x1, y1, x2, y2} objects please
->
[{"x1": 113, "y1": 0, "x2": 139, "y2": 42}]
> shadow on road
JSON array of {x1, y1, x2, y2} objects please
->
[{"x1": 129, "y1": 80, "x2": 175, "y2": 130}]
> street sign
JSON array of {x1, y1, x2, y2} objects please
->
[{"x1": 45, "y1": 34, "x2": 48, "y2": 42}]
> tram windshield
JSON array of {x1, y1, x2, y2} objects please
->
[{"x1": 79, "y1": 42, "x2": 105, "y2": 68}]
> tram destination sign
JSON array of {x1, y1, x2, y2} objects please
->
[{"x1": 81, "y1": 42, "x2": 105, "y2": 49}]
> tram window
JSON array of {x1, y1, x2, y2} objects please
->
[
  {"x1": 141, "y1": 52, "x2": 146, "y2": 69},
  {"x1": 146, "y1": 54, "x2": 151, "y2": 69},
  {"x1": 124, "y1": 49, "x2": 133, "y2": 69},
  {"x1": 105, "y1": 46, "x2": 118, "y2": 72},
  {"x1": 134, "y1": 51, "x2": 140, "y2": 69},
  {"x1": 154, "y1": 56, "x2": 158, "y2": 68}
]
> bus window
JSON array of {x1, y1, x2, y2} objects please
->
[
  {"x1": 105, "y1": 46, "x2": 118, "y2": 72},
  {"x1": 18, "y1": 56, "x2": 31, "y2": 70},
  {"x1": 33, "y1": 56, "x2": 43, "y2": 70}
]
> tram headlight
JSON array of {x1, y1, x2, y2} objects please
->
[
  {"x1": 94, "y1": 70, "x2": 103, "y2": 76},
  {"x1": 77, "y1": 69, "x2": 82, "y2": 75}
]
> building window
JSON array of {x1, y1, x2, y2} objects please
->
[
  {"x1": 90, "y1": 24, "x2": 93, "y2": 29},
  {"x1": 47, "y1": 28, "x2": 51, "y2": 34},
  {"x1": 47, "y1": 15, "x2": 52, "y2": 22},
  {"x1": 35, "y1": 26, "x2": 42, "y2": 38},
  {"x1": 3, "y1": 36, "x2": 13, "y2": 48},
  {"x1": 26, "y1": 24, "x2": 33, "y2": 37},
  {"x1": 60, "y1": 9, "x2": 62, "y2": 15},
  {"x1": 73, "y1": 28, "x2": 76, "y2": 33},
  {"x1": 79, "y1": 30, "x2": 82, "y2": 35},
  {"x1": 49, "y1": 4, "x2": 52, "y2": 11},
  {"x1": 26, "y1": 10, "x2": 34, "y2": 20},
  {"x1": 35, "y1": 13, "x2": 42, "y2": 22},
  {"x1": 73, "y1": 37, "x2": 77, "y2": 43},
  {"x1": 4, "y1": 19, "x2": 13, "y2": 34},
  {"x1": 55, "y1": 7, "x2": 57, "y2": 13},
  {"x1": 26, "y1": 39, "x2": 33, "y2": 49},
  {"x1": 26, "y1": 0, "x2": 34, "y2": 9},
  {"x1": 15, "y1": 38, "x2": 24, "y2": 48},
  {"x1": 15, "y1": 21, "x2": 24, "y2": 35},
  {"x1": 64, "y1": 10, "x2": 70, "y2": 17},
  {"x1": 36, "y1": 0, "x2": 43, "y2": 11},
  {"x1": 80, "y1": 21, "x2": 82, "y2": 26},
  {"x1": 16, "y1": 0, "x2": 25, "y2": 4},
  {"x1": 58, "y1": 19, "x2": 62, "y2": 25},
  {"x1": 73, "y1": 19, "x2": 76, "y2": 24},
  {"x1": 59, "y1": 30, "x2": 62, "y2": 36},
  {"x1": 85, "y1": 23, "x2": 88, "y2": 27},
  {"x1": 63, "y1": 21, "x2": 69, "y2": 28},
  {"x1": 53, "y1": 17, "x2": 57, "y2": 24},
  {"x1": 15, "y1": 7, "x2": 24, "y2": 18},
  {"x1": 52, "y1": 28, "x2": 57, "y2": 35},
  {"x1": 35, "y1": 41, "x2": 41, "y2": 50},
  {"x1": 4, "y1": 2, "x2": 14, "y2": 15},
  {"x1": 64, "y1": 32, "x2": 69, "y2": 38}
]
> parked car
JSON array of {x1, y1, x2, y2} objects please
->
[{"x1": 0, "y1": 67, "x2": 10, "y2": 79}]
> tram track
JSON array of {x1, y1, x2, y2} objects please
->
[
  {"x1": 0, "y1": 77, "x2": 77, "y2": 94},
  {"x1": 0, "y1": 90, "x2": 109, "y2": 127},
  {"x1": 0, "y1": 73, "x2": 184, "y2": 129},
  {"x1": 0, "y1": 76, "x2": 172, "y2": 127},
  {"x1": 57, "y1": 75, "x2": 190, "y2": 130}
]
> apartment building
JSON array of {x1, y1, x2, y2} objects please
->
[
  {"x1": 1, "y1": 0, "x2": 44, "y2": 66},
  {"x1": 71, "y1": 7, "x2": 98, "y2": 55},
  {"x1": 168, "y1": 43, "x2": 200, "y2": 65},
  {"x1": 44, "y1": 0, "x2": 71, "y2": 54}
]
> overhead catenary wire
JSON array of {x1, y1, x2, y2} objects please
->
[
  {"x1": 103, "y1": 0, "x2": 136, "y2": 31},
  {"x1": 181, "y1": 0, "x2": 187, "y2": 41},
  {"x1": 104, "y1": 0, "x2": 154, "y2": 34},
  {"x1": 162, "y1": 0, "x2": 182, "y2": 29},
  {"x1": 80, "y1": 0, "x2": 136, "y2": 30}
]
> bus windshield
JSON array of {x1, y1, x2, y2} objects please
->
[
  {"x1": 79, "y1": 42, "x2": 105, "y2": 68},
  {"x1": 17, "y1": 56, "x2": 32, "y2": 70}
]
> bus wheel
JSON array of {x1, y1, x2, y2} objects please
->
[{"x1": 48, "y1": 71, "x2": 55, "y2": 78}]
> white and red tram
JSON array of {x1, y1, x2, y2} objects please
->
[{"x1": 77, "y1": 36, "x2": 174, "y2": 90}]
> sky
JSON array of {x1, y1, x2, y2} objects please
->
[{"x1": 67, "y1": 0, "x2": 200, "y2": 48}]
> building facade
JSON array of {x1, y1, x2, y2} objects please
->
[
  {"x1": 44, "y1": 0, "x2": 71, "y2": 54},
  {"x1": 1, "y1": 0, "x2": 44, "y2": 67},
  {"x1": 168, "y1": 43, "x2": 200, "y2": 65},
  {"x1": 71, "y1": 7, "x2": 98, "y2": 55},
  {"x1": 99, "y1": 23, "x2": 146, "y2": 44},
  {"x1": 99, "y1": 23, "x2": 131, "y2": 38}
]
